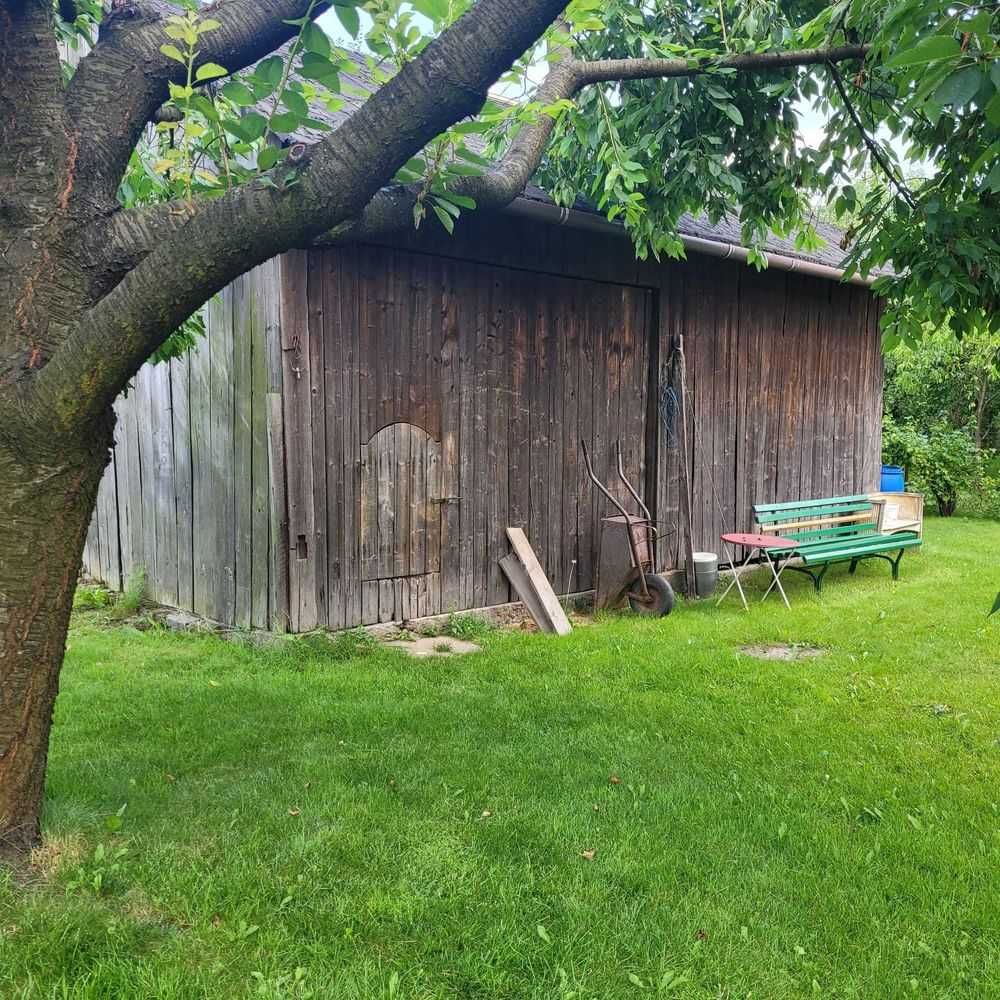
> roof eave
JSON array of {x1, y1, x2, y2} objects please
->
[{"x1": 504, "y1": 196, "x2": 876, "y2": 288}]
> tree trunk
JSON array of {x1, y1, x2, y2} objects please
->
[
  {"x1": 0, "y1": 429, "x2": 110, "y2": 856},
  {"x1": 937, "y1": 495, "x2": 957, "y2": 517},
  {"x1": 974, "y1": 377, "x2": 988, "y2": 451}
]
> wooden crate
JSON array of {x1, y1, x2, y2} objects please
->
[{"x1": 869, "y1": 491, "x2": 925, "y2": 539}]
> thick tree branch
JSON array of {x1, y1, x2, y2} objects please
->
[
  {"x1": 109, "y1": 42, "x2": 872, "y2": 271},
  {"x1": 1, "y1": 0, "x2": 77, "y2": 362},
  {"x1": 576, "y1": 43, "x2": 869, "y2": 85},
  {"x1": 30, "y1": 0, "x2": 569, "y2": 432},
  {"x1": 65, "y1": 0, "x2": 330, "y2": 211},
  {"x1": 325, "y1": 43, "x2": 872, "y2": 246}
]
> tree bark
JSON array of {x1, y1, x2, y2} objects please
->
[{"x1": 0, "y1": 424, "x2": 111, "y2": 854}]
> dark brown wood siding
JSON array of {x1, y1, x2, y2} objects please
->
[
  {"x1": 283, "y1": 243, "x2": 654, "y2": 628},
  {"x1": 84, "y1": 210, "x2": 883, "y2": 627}
]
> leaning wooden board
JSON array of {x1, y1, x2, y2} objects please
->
[{"x1": 499, "y1": 528, "x2": 572, "y2": 636}]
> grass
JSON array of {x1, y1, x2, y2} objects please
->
[{"x1": 2, "y1": 516, "x2": 1000, "y2": 999}]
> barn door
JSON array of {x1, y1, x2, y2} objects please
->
[{"x1": 360, "y1": 422, "x2": 443, "y2": 622}]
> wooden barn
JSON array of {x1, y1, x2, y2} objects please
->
[{"x1": 81, "y1": 198, "x2": 883, "y2": 631}]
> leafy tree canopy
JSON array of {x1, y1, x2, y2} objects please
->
[{"x1": 58, "y1": 0, "x2": 999, "y2": 350}]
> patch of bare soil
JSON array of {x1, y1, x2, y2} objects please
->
[{"x1": 739, "y1": 643, "x2": 827, "y2": 661}]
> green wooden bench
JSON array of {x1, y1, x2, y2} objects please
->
[{"x1": 753, "y1": 495, "x2": 923, "y2": 593}]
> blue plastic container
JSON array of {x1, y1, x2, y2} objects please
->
[{"x1": 880, "y1": 465, "x2": 905, "y2": 492}]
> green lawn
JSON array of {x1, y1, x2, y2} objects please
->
[{"x1": 2, "y1": 517, "x2": 999, "y2": 999}]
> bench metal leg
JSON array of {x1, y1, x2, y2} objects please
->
[
  {"x1": 862, "y1": 549, "x2": 908, "y2": 581},
  {"x1": 891, "y1": 548, "x2": 905, "y2": 580},
  {"x1": 781, "y1": 562, "x2": 830, "y2": 593},
  {"x1": 848, "y1": 558, "x2": 859, "y2": 575}
]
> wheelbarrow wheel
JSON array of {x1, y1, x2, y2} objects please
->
[{"x1": 627, "y1": 573, "x2": 675, "y2": 617}]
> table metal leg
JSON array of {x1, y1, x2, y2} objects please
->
[
  {"x1": 761, "y1": 549, "x2": 791, "y2": 609},
  {"x1": 716, "y1": 547, "x2": 752, "y2": 611}
]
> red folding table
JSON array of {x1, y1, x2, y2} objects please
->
[{"x1": 716, "y1": 532, "x2": 798, "y2": 611}]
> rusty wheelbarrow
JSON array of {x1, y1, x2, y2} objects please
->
[{"x1": 581, "y1": 439, "x2": 675, "y2": 617}]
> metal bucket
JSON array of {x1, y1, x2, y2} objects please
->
[{"x1": 693, "y1": 551, "x2": 718, "y2": 597}]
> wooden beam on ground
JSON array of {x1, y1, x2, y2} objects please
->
[{"x1": 499, "y1": 528, "x2": 571, "y2": 636}]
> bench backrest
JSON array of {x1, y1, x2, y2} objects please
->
[{"x1": 753, "y1": 495, "x2": 880, "y2": 543}]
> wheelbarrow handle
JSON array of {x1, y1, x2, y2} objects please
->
[
  {"x1": 615, "y1": 440, "x2": 651, "y2": 522},
  {"x1": 580, "y1": 439, "x2": 631, "y2": 522},
  {"x1": 580, "y1": 439, "x2": 644, "y2": 578}
]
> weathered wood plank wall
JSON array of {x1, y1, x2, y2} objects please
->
[
  {"x1": 282, "y1": 241, "x2": 653, "y2": 628},
  {"x1": 366, "y1": 211, "x2": 882, "y2": 563},
  {"x1": 81, "y1": 263, "x2": 283, "y2": 628},
  {"x1": 85, "y1": 210, "x2": 883, "y2": 629}
]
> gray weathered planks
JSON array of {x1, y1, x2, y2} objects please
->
[{"x1": 81, "y1": 263, "x2": 279, "y2": 628}]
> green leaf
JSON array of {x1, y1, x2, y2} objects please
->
[
  {"x1": 299, "y1": 53, "x2": 341, "y2": 84},
  {"x1": 281, "y1": 89, "x2": 310, "y2": 117},
  {"x1": 334, "y1": 3, "x2": 360, "y2": 38},
  {"x1": 301, "y1": 22, "x2": 331, "y2": 58},
  {"x1": 159, "y1": 44, "x2": 186, "y2": 65},
  {"x1": 269, "y1": 111, "x2": 303, "y2": 134},
  {"x1": 226, "y1": 111, "x2": 267, "y2": 142},
  {"x1": 221, "y1": 81, "x2": 256, "y2": 107},
  {"x1": 885, "y1": 35, "x2": 961, "y2": 69},
  {"x1": 254, "y1": 55, "x2": 285, "y2": 89},
  {"x1": 933, "y1": 66, "x2": 984, "y2": 107},
  {"x1": 195, "y1": 62, "x2": 228, "y2": 82},
  {"x1": 432, "y1": 195, "x2": 460, "y2": 218},
  {"x1": 443, "y1": 162, "x2": 484, "y2": 176},
  {"x1": 258, "y1": 146, "x2": 286, "y2": 171},
  {"x1": 719, "y1": 103, "x2": 744, "y2": 126},
  {"x1": 439, "y1": 192, "x2": 477, "y2": 210},
  {"x1": 411, "y1": 0, "x2": 448, "y2": 21},
  {"x1": 986, "y1": 92, "x2": 1000, "y2": 129},
  {"x1": 431, "y1": 204, "x2": 455, "y2": 235},
  {"x1": 990, "y1": 592, "x2": 1000, "y2": 616},
  {"x1": 450, "y1": 120, "x2": 492, "y2": 135}
]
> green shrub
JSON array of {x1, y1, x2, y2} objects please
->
[
  {"x1": 959, "y1": 475, "x2": 1000, "y2": 519},
  {"x1": 109, "y1": 567, "x2": 147, "y2": 620},
  {"x1": 73, "y1": 585, "x2": 113, "y2": 611},
  {"x1": 883, "y1": 418, "x2": 985, "y2": 516}
]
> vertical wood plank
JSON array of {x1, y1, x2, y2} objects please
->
[
  {"x1": 232, "y1": 274, "x2": 254, "y2": 628},
  {"x1": 438, "y1": 255, "x2": 462, "y2": 613},
  {"x1": 280, "y1": 251, "x2": 319, "y2": 631},
  {"x1": 486, "y1": 267, "x2": 510, "y2": 605},
  {"x1": 258, "y1": 257, "x2": 289, "y2": 631},
  {"x1": 211, "y1": 284, "x2": 237, "y2": 624},
  {"x1": 306, "y1": 252, "x2": 329, "y2": 626},
  {"x1": 247, "y1": 266, "x2": 273, "y2": 629},
  {"x1": 171, "y1": 351, "x2": 194, "y2": 611},
  {"x1": 321, "y1": 250, "x2": 346, "y2": 630}
]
